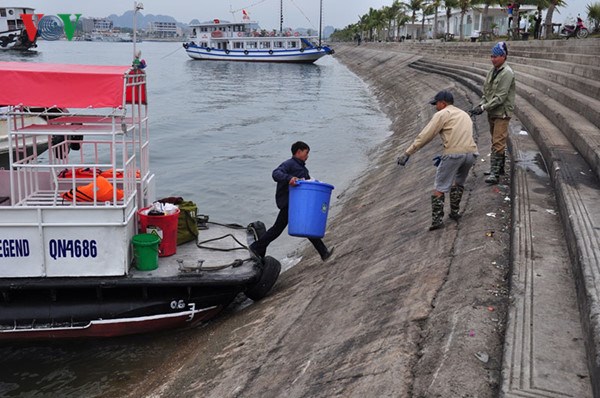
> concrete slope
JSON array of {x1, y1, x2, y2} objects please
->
[{"x1": 126, "y1": 47, "x2": 515, "y2": 398}]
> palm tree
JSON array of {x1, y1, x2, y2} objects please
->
[
  {"x1": 458, "y1": 0, "x2": 472, "y2": 40},
  {"x1": 421, "y1": 2, "x2": 437, "y2": 39},
  {"x1": 396, "y1": 5, "x2": 412, "y2": 39},
  {"x1": 473, "y1": 0, "x2": 500, "y2": 33},
  {"x1": 444, "y1": 0, "x2": 459, "y2": 37},
  {"x1": 431, "y1": 0, "x2": 443, "y2": 38},
  {"x1": 543, "y1": 0, "x2": 567, "y2": 38},
  {"x1": 385, "y1": 0, "x2": 408, "y2": 40},
  {"x1": 588, "y1": 2, "x2": 600, "y2": 32},
  {"x1": 409, "y1": 0, "x2": 424, "y2": 39}
]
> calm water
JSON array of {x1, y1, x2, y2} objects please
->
[{"x1": 0, "y1": 41, "x2": 390, "y2": 396}]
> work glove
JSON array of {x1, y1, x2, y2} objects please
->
[
  {"x1": 397, "y1": 153, "x2": 410, "y2": 166},
  {"x1": 469, "y1": 105, "x2": 484, "y2": 116}
]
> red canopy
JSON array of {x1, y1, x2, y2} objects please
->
[{"x1": 0, "y1": 62, "x2": 147, "y2": 108}]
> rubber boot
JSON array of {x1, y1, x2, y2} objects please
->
[
  {"x1": 484, "y1": 152, "x2": 506, "y2": 176},
  {"x1": 498, "y1": 152, "x2": 506, "y2": 176},
  {"x1": 429, "y1": 194, "x2": 445, "y2": 231},
  {"x1": 449, "y1": 185, "x2": 464, "y2": 221},
  {"x1": 485, "y1": 152, "x2": 501, "y2": 184}
]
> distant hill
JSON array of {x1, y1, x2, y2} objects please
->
[
  {"x1": 108, "y1": 11, "x2": 333, "y2": 38},
  {"x1": 108, "y1": 11, "x2": 188, "y2": 30}
]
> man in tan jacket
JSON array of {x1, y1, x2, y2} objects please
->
[{"x1": 397, "y1": 90, "x2": 479, "y2": 230}]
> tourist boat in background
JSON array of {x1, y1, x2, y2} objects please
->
[
  {"x1": 183, "y1": 19, "x2": 333, "y2": 63},
  {"x1": 183, "y1": 0, "x2": 333, "y2": 63},
  {"x1": 0, "y1": 6, "x2": 38, "y2": 50},
  {"x1": 0, "y1": 61, "x2": 281, "y2": 340}
]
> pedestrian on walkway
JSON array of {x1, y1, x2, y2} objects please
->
[
  {"x1": 471, "y1": 41, "x2": 516, "y2": 185},
  {"x1": 397, "y1": 90, "x2": 479, "y2": 230},
  {"x1": 249, "y1": 141, "x2": 334, "y2": 261}
]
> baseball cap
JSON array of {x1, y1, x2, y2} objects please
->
[{"x1": 429, "y1": 90, "x2": 454, "y2": 105}]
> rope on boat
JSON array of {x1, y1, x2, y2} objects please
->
[
  {"x1": 161, "y1": 45, "x2": 184, "y2": 59},
  {"x1": 188, "y1": 220, "x2": 262, "y2": 271}
]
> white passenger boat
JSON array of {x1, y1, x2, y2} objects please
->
[
  {"x1": 183, "y1": 0, "x2": 333, "y2": 63},
  {"x1": 0, "y1": 61, "x2": 281, "y2": 340},
  {"x1": 0, "y1": 6, "x2": 38, "y2": 50},
  {"x1": 183, "y1": 20, "x2": 333, "y2": 63}
]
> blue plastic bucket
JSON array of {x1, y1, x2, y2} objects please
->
[{"x1": 288, "y1": 180, "x2": 334, "y2": 238}]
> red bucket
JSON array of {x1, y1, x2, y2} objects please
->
[{"x1": 138, "y1": 207, "x2": 180, "y2": 257}]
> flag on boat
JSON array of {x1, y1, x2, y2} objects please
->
[{"x1": 242, "y1": 9, "x2": 250, "y2": 20}]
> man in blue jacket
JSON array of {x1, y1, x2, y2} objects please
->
[{"x1": 249, "y1": 141, "x2": 334, "y2": 261}]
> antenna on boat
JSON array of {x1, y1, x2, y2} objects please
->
[
  {"x1": 133, "y1": 1, "x2": 144, "y2": 59},
  {"x1": 229, "y1": 3, "x2": 236, "y2": 22}
]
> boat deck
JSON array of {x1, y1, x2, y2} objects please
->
[{"x1": 134, "y1": 221, "x2": 256, "y2": 278}]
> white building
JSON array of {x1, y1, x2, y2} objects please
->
[
  {"x1": 425, "y1": 5, "x2": 537, "y2": 38},
  {"x1": 81, "y1": 17, "x2": 113, "y2": 33},
  {"x1": 147, "y1": 21, "x2": 179, "y2": 38}
]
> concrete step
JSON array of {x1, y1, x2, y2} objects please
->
[
  {"x1": 502, "y1": 114, "x2": 592, "y2": 398},
  {"x1": 515, "y1": 98, "x2": 600, "y2": 397},
  {"x1": 510, "y1": 54, "x2": 600, "y2": 79},
  {"x1": 390, "y1": 38, "x2": 600, "y2": 57},
  {"x1": 408, "y1": 60, "x2": 483, "y2": 96},
  {"x1": 510, "y1": 50, "x2": 600, "y2": 69}
]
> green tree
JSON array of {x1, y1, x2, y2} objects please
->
[
  {"x1": 430, "y1": 0, "x2": 443, "y2": 37},
  {"x1": 542, "y1": 0, "x2": 567, "y2": 38},
  {"x1": 588, "y1": 2, "x2": 600, "y2": 32},
  {"x1": 445, "y1": 0, "x2": 459, "y2": 36},
  {"x1": 409, "y1": 0, "x2": 424, "y2": 39},
  {"x1": 458, "y1": 0, "x2": 472, "y2": 40},
  {"x1": 421, "y1": 2, "x2": 437, "y2": 39}
]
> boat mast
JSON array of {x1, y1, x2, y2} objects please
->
[
  {"x1": 279, "y1": 0, "x2": 283, "y2": 35},
  {"x1": 319, "y1": 0, "x2": 323, "y2": 46},
  {"x1": 133, "y1": 1, "x2": 144, "y2": 58}
]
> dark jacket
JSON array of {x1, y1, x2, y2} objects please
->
[{"x1": 272, "y1": 157, "x2": 310, "y2": 209}]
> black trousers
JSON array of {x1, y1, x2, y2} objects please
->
[{"x1": 252, "y1": 206, "x2": 328, "y2": 258}]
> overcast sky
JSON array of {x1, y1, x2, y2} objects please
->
[{"x1": 19, "y1": 0, "x2": 592, "y2": 29}]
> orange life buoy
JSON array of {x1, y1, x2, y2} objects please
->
[
  {"x1": 61, "y1": 176, "x2": 124, "y2": 202},
  {"x1": 237, "y1": 32, "x2": 243, "y2": 37}
]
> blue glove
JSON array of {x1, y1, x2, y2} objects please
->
[
  {"x1": 433, "y1": 155, "x2": 441, "y2": 167},
  {"x1": 397, "y1": 153, "x2": 410, "y2": 166},
  {"x1": 469, "y1": 105, "x2": 484, "y2": 116}
]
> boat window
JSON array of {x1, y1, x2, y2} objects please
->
[
  {"x1": 259, "y1": 41, "x2": 271, "y2": 49},
  {"x1": 287, "y1": 41, "x2": 298, "y2": 48},
  {"x1": 274, "y1": 41, "x2": 284, "y2": 49},
  {"x1": 200, "y1": 41, "x2": 208, "y2": 47},
  {"x1": 233, "y1": 42, "x2": 243, "y2": 49},
  {"x1": 0, "y1": 9, "x2": 6, "y2": 17},
  {"x1": 200, "y1": 27, "x2": 208, "y2": 32},
  {"x1": 246, "y1": 41, "x2": 257, "y2": 49}
]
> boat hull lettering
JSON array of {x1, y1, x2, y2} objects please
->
[
  {"x1": 0, "y1": 239, "x2": 30, "y2": 258},
  {"x1": 49, "y1": 239, "x2": 98, "y2": 260}
]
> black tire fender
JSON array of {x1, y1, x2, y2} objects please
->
[
  {"x1": 299, "y1": 48, "x2": 304, "y2": 52},
  {"x1": 183, "y1": 43, "x2": 189, "y2": 49},
  {"x1": 225, "y1": 49, "x2": 230, "y2": 54},
  {"x1": 245, "y1": 256, "x2": 281, "y2": 301},
  {"x1": 244, "y1": 49, "x2": 249, "y2": 55},
  {"x1": 206, "y1": 47, "x2": 211, "y2": 52},
  {"x1": 268, "y1": 49, "x2": 273, "y2": 55}
]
